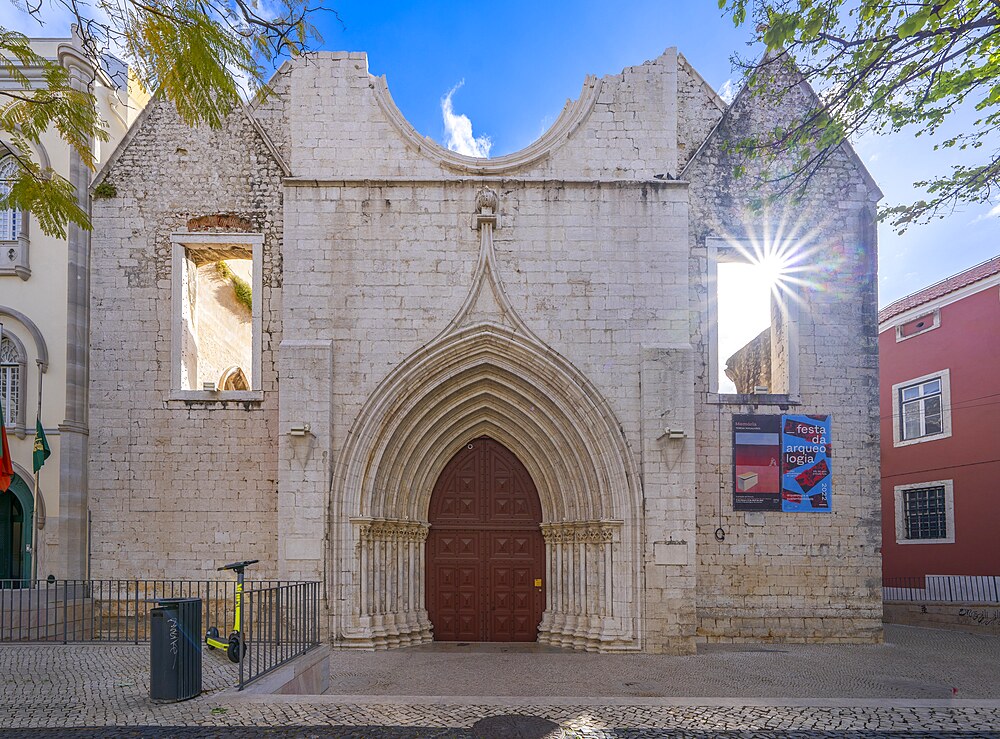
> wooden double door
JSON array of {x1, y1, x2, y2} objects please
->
[{"x1": 426, "y1": 437, "x2": 545, "y2": 642}]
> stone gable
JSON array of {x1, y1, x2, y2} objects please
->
[{"x1": 90, "y1": 97, "x2": 285, "y2": 578}]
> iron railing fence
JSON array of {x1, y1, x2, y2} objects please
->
[
  {"x1": 0, "y1": 578, "x2": 296, "y2": 644},
  {"x1": 883, "y1": 575, "x2": 1000, "y2": 604},
  {"x1": 238, "y1": 581, "x2": 321, "y2": 689}
]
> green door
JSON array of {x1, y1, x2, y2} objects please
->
[{"x1": 1, "y1": 474, "x2": 33, "y2": 586}]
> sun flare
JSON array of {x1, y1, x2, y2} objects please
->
[{"x1": 716, "y1": 214, "x2": 832, "y2": 394}]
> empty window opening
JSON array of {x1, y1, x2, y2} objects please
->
[
  {"x1": 180, "y1": 252, "x2": 253, "y2": 392},
  {"x1": 717, "y1": 260, "x2": 775, "y2": 394},
  {"x1": 708, "y1": 237, "x2": 798, "y2": 398},
  {"x1": 170, "y1": 232, "x2": 263, "y2": 398}
]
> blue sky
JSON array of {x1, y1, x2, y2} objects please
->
[
  {"x1": 321, "y1": 1, "x2": 998, "y2": 308},
  {"x1": 4, "y1": 0, "x2": 996, "y2": 307}
]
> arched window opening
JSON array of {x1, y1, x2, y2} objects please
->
[
  {"x1": 0, "y1": 336, "x2": 20, "y2": 426},
  {"x1": 219, "y1": 365, "x2": 249, "y2": 391}
]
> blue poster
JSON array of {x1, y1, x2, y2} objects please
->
[{"x1": 780, "y1": 415, "x2": 832, "y2": 512}]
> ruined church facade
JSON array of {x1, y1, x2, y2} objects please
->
[{"x1": 89, "y1": 50, "x2": 882, "y2": 653}]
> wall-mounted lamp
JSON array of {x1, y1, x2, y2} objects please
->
[
  {"x1": 753, "y1": 385, "x2": 769, "y2": 394},
  {"x1": 288, "y1": 423, "x2": 311, "y2": 437},
  {"x1": 202, "y1": 381, "x2": 217, "y2": 392},
  {"x1": 659, "y1": 428, "x2": 687, "y2": 441}
]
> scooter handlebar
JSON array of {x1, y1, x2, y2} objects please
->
[{"x1": 218, "y1": 559, "x2": 260, "y2": 571}]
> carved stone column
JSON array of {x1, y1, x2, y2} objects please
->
[
  {"x1": 345, "y1": 518, "x2": 432, "y2": 648},
  {"x1": 540, "y1": 520, "x2": 631, "y2": 651}
]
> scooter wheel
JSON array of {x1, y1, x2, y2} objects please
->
[
  {"x1": 205, "y1": 626, "x2": 219, "y2": 647},
  {"x1": 226, "y1": 639, "x2": 245, "y2": 663}
]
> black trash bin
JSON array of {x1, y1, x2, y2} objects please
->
[{"x1": 150, "y1": 597, "x2": 202, "y2": 702}]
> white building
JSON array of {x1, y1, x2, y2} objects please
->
[{"x1": 0, "y1": 31, "x2": 145, "y2": 582}]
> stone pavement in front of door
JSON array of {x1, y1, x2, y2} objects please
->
[{"x1": 3, "y1": 625, "x2": 1000, "y2": 737}]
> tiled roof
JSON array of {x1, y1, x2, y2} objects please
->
[{"x1": 879, "y1": 255, "x2": 1000, "y2": 323}]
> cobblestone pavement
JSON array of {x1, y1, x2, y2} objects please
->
[
  {"x1": 1, "y1": 626, "x2": 999, "y2": 737},
  {"x1": 320, "y1": 624, "x2": 1000, "y2": 699}
]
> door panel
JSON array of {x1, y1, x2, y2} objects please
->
[
  {"x1": 427, "y1": 437, "x2": 545, "y2": 642},
  {"x1": 0, "y1": 493, "x2": 11, "y2": 581}
]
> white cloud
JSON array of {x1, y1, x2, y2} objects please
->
[
  {"x1": 718, "y1": 79, "x2": 736, "y2": 104},
  {"x1": 970, "y1": 202, "x2": 1000, "y2": 224},
  {"x1": 441, "y1": 81, "x2": 491, "y2": 158}
]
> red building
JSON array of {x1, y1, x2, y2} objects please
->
[{"x1": 879, "y1": 256, "x2": 1000, "y2": 587}]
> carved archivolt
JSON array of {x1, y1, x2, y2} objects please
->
[{"x1": 330, "y1": 326, "x2": 644, "y2": 650}]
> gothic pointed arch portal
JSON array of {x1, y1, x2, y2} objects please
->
[
  {"x1": 427, "y1": 437, "x2": 546, "y2": 642},
  {"x1": 333, "y1": 325, "x2": 643, "y2": 652}
]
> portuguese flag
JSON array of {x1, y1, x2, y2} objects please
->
[
  {"x1": 33, "y1": 417, "x2": 50, "y2": 473},
  {"x1": 0, "y1": 398, "x2": 12, "y2": 493}
]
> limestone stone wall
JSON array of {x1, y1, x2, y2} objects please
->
[
  {"x1": 272, "y1": 50, "x2": 706, "y2": 652},
  {"x1": 89, "y1": 98, "x2": 284, "y2": 579},
  {"x1": 675, "y1": 54, "x2": 727, "y2": 171},
  {"x1": 87, "y1": 46, "x2": 881, "y2": 651},
  {"x1": 684, "y1": 58, "x2": 882, "y2": 643}
]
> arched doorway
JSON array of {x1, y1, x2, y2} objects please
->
[
  {"x1": 1, "y1": 474, "x2": 33, "y2": 585},
  {"x1": 426, "y1": 437, "x2": 545, "y2": 642}
]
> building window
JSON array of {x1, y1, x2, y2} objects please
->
[
  {"x1": 0, "y1": 336, "x2": 19, "y2": 425},
  {"x1": 707, "y1": 237, "x2": 799, "y2": 399},
  {"x1": 0, "y1": 206, "x2": 18, "y2": 242},
  {"x1": 894, "y1": 309, "x2": 939, "y2": 342},
  {"x1": 894, "y1": 479, "x2": 955, "y2": 544},
  {"x1": 900, "y1": 378, "x2": 941, "y2": 440},
  {"x1": 170, "y1": 233, "x2": 263, "y2": 400},
  {"x1": 891, "y1": 369, "x2": 952, "y2": 447},
  {"x1": 0, "y1": 153, "x2": 29, "y2": 280},
  {"x1": 903, "y1": 486, "x2": 947, "y2": 540},
  {"x1": 0, "y1": 155, "x2": 19, "y2": 242}
]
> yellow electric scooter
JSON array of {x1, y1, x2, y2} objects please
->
[{"x1": 205, "y1": 559, "x2": 258, "y2": 663}]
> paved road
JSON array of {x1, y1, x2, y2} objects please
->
[{"x1": 2, "y1": 625, "x2": 1000, "y2": 737}]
